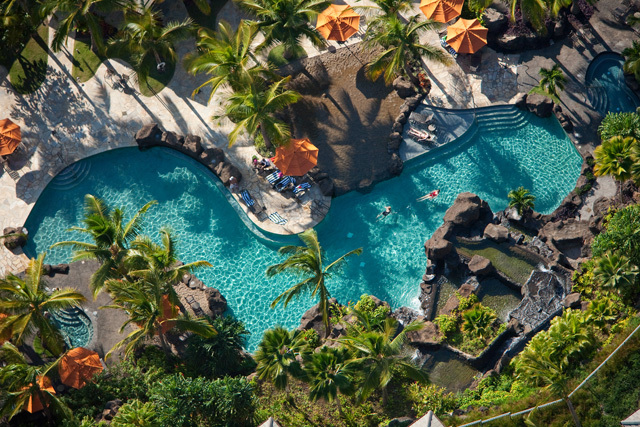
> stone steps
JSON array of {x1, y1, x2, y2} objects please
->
[{"x1": 49, "y1": 160, "x2": 91, "y2": 190}]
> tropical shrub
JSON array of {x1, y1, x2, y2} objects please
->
[
  {"x1": 593, "y1": 251, "x2": 639, "y2": 301},
  {"x1": 148, "y1": 375, "x2": 256, "y2": 426},
  {"x1": 409, "y1": 384, "x2": 458, "y2": 416},
  {"x1": 352, "y1": 294, "x2": 391, "y2": 331},
  {"x1": 592, "y1": 204, "x2": 640, "y2": 266},
  {"x1": 434, "y1": 314, "x2": 458, "y2": 338},
  {"x1": 455, "y1": 293, "x2": 479, "y2": 312},
  {"x1": 110, "y1": 399, "x2": 160, "y2": 426},
  {"x1": 598, "y1": 112, "x2": 640, "y2": 141},
  {"x1": 507, "y1": 186, "x2": 536, "y2": 216}
]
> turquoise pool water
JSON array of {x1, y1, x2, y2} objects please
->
[
  {"x1": 50, "y1": 307, "x2": 94, "y2": 348},
  {"x1": 24, "y1": 107, "x2": 582, "y2": 351},
  {"x1": 586, "y1": 52, "x2": 640, "y2": 115}
]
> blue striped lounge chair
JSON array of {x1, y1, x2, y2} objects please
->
[
  {"x1": 275, "y1": 176, "x2": 295, "y2": 192},
  {"x1": 266, "y1": 171, "x2": 282, "y2": 185},
  {"x1": 241, "y1": 190, "x2": 256, "y2": 212},
  {"x1": 293, "y1": 182, "x2": 311, "y2": 195},
  {"x1": 268, "y1": 212, "x2": 288, "y2": 225}
]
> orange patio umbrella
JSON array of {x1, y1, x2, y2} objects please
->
[
  {"x1": 316, "y1": 5, "x2": 360, "y2": 42},
  {"x1": 23, "y1": 376, "x2": 55, "y2": 413},
  {"x1": 419, "y1": 0, "x2": 463, "y2": 23},
  {"x1": 273, "y1": 138, "x2": 319, "y2": 176},
  {"x1": 0, "y1": 118, "x2": 21, "y2": 156},
  {"x1": 58, "y1": 347, "x2": 103, "y2": 389},
  {"x1": 134, "y1": 295, "x2": 178, "y2": 334},
  {"x1": 446, "y1": 18, "x2": 488, "y2": 54}
]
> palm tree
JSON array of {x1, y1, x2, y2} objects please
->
[
  {"x1": 507, "y1": 186, "x2": 536, "y2": 216},
  {"x1": 267, "y1": 229, "x2": 362, "y2": 337},
  {"x1": 339, "y1": 318, "x2": 428, "y2": 405},
  {"x1": 107, "y1": 5, "x2": 194, "y2": 84},
  {"x1": 254, "y1": 326, "x2": 306, "y2": 391},
  {"x1": 42, "y1": 0, "x2": 133, "y2": 54},
  {"x1": 529, "y1": 63, "x2": 566, "y2": 102},
  {"x1": 585, "y1": 298, "x2": 618, "y2": 329},
  {"x1": 184, "y1": 20, "x2": 272, "y2": 102},
  {"x1": 364, "y1": 15, "x2": 450, "y2": 86},
  {"x1": 221, "y1": 77, "x2": 301, "y2": 149},
  {"x1": 237, "y1": 0, "x2": 329, "y2": 59},
  {"x1": 516, "y1": 347, "x2": 582, "y2": 427},
  {"x1": 507, "y1": 0, "x2": 548, "y2": 34},
  {"x1": 545, "y1": 309, "x2": 596, "y2": 365},
  {"x1": 127, "y1": 227, "x2": 212, "y2": 303},
  {"x1": 0, "y1": 254, "x2": 85, "y2": 355},
  {"x1": 630, "y1": 141, "x2": 640, "y2": 185},
  {"x1": 352, "y1": 0, "x2": 412, "y2": 32},
  {"x1": 594, "y1": 136, "x2": 636, "y2": 202},
  {"x1": 0, "y1": 342, "x2": 72, "y2": 423},
  {"x1": 303, "y1": 346, "x2": 355, "y2": 416},
  {"x1": 104, "y1": 278, "x2": 216, "y2": 358},
  {"x1": 623, "y1": 40, "x2": 640, "y2": 83},
  {"x1": 461, "y1": 306, "x2": 497, "y2": 340},
  {"x1": 593, "y1": 251, "x2": 639, "y2": 300},
  {"x1": 52, "y1": 194, "x2": 157, "y2": 298}
]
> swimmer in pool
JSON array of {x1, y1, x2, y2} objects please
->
[{"x1": 376, "y1": 206, "x2": 392, "y2": 220}]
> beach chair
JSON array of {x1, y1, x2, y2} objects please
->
[
  {"x1": 185, "y1": 295, "x2": 204, "y2": 316},
  {"x1": 275, "y1": 176, "x2": 295, "y2": 192},
  {"x1": 293, "y1": 182, "x2": 311, "y2": 197},
  {"x1": 241, "y1": 189, "x2": 267, "y2": 220},
  {"x1": 268, "y1": 212, "x2": 288, "y2": 225},
  {"x1": 266, "y1": 171, "x2": 282, "y2": 185}
]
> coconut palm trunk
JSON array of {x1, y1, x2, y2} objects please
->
[
  {"x1": 565, "y1": 397, "x2": 582, "y2": 427},
  {"x1": 260, "y1": 122, "x2": 273, "y2": 149}
]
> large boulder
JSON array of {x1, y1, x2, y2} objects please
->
[
  {"x1": 496, "y1": 34, "x2": 525, "y2": 51},
  {"x1": 483, "y1": 7, "x2": 508, "y2": 34},
  {"x1": 625, "y1": 73, "x2": 640, "y2": 92},
  {"x1": 440, "y1": 281, "x2": 477, "y2": 315},
  {"x1": 484, "y1": 223, "x2": 509, "y2": 243},
  {"x1": 526, "y1": 93, "x2": 554, "y2": 118},
  {"x1": 468, "y1": 255, "x2": 495, "y2": 276},
  {"x1": 200, "y1": 147, "x2": 225, "y2": 166},
  {"x1": 562, "y1": 292, "x2": 581, "y2": 309},
  {"x1": 424, "y1": 236, "x2": 453, "y2": 260},
  {"x1": 161, "y1": 131, "x2": 183, "y2": 149},
  {"x1": 318, "y1": 177, "x2": 335, "y2": 197},
  {"x1": 299, "y1": 298, "x2": 339, "y2": 334},
  {"x1": 214, "y1": 162, "x2": 242, "y2": 185},
  {"x1": 406, "y1": 320, "x2": 440, "y2": 347},
  {"x1": 389, "y1": 153, "x2": 404, "y2": 176},
  {"x1": 204, "y1": 287, "x2": 227, "y2": 316},
  {"x1": 443, "y1": 192, "x2": 482, "y2": 226},
  {"x1": 183, "y1": 134, "x2": 204, "y2": 156},
  {"x1": 135, "y1": 123, "x2": 162, "y2": 147},
  {"x1": 512, "y1": 93, "x2": 528, "y2": 110},
  {"x1": 392, "y1": 77, "x2": 417, "y2": 99},
  {"x1": 2, "y1": 227, "x2": 28, "y2": 250}
]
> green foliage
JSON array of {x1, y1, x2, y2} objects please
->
[
  {"x1": 624, "y1": 40, "x2": 640, "y2": 84},
  {"x1": 592, "y1": 204, "x2": 640, "y2": 266},
  {"x1": 148, "y1": 375, "x2": 256, "y2": 426},
  {"x1": 593, "y1": 136, "x2": 636, "y2": 183},
  {"x1": 507, "y1": 186, "x2": 536, "y2": 215},
  {"x1": 455, "y1": 292, "x2": 479, "y2": 312},
  {"x1": 458, "y1": 369, "x2": 535, "y2": 409},
  {"x1": 185, "y1": 316, "x2": 253, "y2": 378},
  {"x1": 8, "y1": 23, "x2": 49, "y2": 94},
  {"x1": 352, "y1": 294, "x2": 391, "y2": 331},
  {"x1": 598, "y1": 112, "x2": 640, "y2": 141},
  {"x1": 461, "y1": 305, "x2": 497, "y2": 340},
  {"x1": 593, "y1": 251, "x2": 639, "y2": 301},
  {"x1": 572, "y1": 259, "x2": 595, "y2": 296},
  {"x1": 111, "y1": 399, "x2": 160, "y2": 427},
  {"x1": 409, "y1": 383, "x2": 458, "y2": 416},
  {"x1": 529, "y1": 64, "x2": 566, "y2": 102},
  {"x1": 298, "y1": 328, "x2": 321, "y2": 349},
  {"x1": 434, "y1": 314, "x2": 458, "y2": 338}
]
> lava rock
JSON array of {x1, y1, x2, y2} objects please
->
[
  {"x1": 512, "y1": 92, "x2": 528, "y2": 110},
  {"x1": 200, "y1": 147, "x2": 225, "y2": 166},
  {"x1": 318, "y1": 177, "x2": 335, "y2": 197},
  {"x1": 526, "y1": 93, "x2": 554, "y2": 118},
  {"x1": 424, "y1": 236, "x2": 453, "y2": 261},
  {"x1": 214, "y1": 162, "x2": 242, "y2": 186},
  {"x1": 406, "y1": 321, "x2": 440, "y2": 347},
  {"x1": 389, "y1": 153, "x2": 404, "y2": 176},
  {"x1": 161, "y1": 131, "x2": 182, "y2": 148},
  {"x1": 483, "y1": 7, "x2": 508, "y2": 34},
  {"x1": 392, "y1": 77, "x2": 417, "y2": 99},
  {"x1": 562, "y1": 292, "x2": 582, "y2": 308},
  {"x1": 443, "y1": 192, "x2": 483, "y2": 226},
  {"x1": 484, "y1": 223, "x2": 509, "y2": 242},
  {"x1": 204, "y1": 287, "x2": 227, "y2": 316},
  {"x1": 134, "y1": 123, "x2": 162, "y2": 147},
  {"x1": 183, "y1": 134, "x2": 203, "y2": 156},
  {"x1": 2, "y1": 227, "x2": 28, "y2": 250},
  {"x1": 468, "y1": 255, "x2": 495, "y2": 276}
]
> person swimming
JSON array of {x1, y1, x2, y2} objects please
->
[
  {"x1": 376, "y1": 206, "x2": 392, "y2": 220},
  {"x1": 417, "y1": 189, "x2": 440, "y2": 202}
]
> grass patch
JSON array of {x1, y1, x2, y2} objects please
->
[
  {"x1": 184, "y1": 0, "x2": 228, "y2": 30},
  {"x1": 137, "y1": 59, "x2": 176, "y2": 97},
  {"x1": 71, "y1": 37, "x2": 105, "y2": 82},
  {"x1": 9, "y1": 24, "x2": 49, "y2": 94},
  {"x1": 267, "y1": 44, "x2": 307, "y2": 66}
]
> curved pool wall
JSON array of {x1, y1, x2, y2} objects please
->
[
  {"x1": 586, "y1": 51, "x2": 640, "y2": 115},
  {"x1": 23, "y1": 107, "x2": 582, "y2": 352}
]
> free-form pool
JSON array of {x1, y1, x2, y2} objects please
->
[
  {"x1": 24, "y1": 106, "x2": 582, "y2": 351},
  {"x1": 586, "y1": 52, "x2": 640, "y2": 115}
]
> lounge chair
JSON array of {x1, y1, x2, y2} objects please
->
[
  {"x1": 408, "y1": 128, "x2": 433, "y2": 142},
  {"x1": 275, "y1": 176, "x2": 295, "y2": 192},
  {"x1": 266, "y1": 170, "x2": 282, "y2": 185},
  {"x1": 268, "y1": 212, "x2": 288, "y2": 225},
  {"x1": 241, "y1": 190, "x2": 267, "y2": 220},
  {"x1": 185, "y1": 295, "x2": 204, "y2": 316},
  {"x1": 440, "y1": 37, "x2": 458, "y2": 59},
  {"x1": 293, "y1": 182, "x2": 311, "y2": 197}
]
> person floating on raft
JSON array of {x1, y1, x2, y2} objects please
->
[{"x1": 417, "y1": 189, "x2": 440, "y2": 202}]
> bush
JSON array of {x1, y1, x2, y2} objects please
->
[
  {"x1": 353, "y1": 294, "x2": 390, "y2": 331},
  {"x1": 592, "y1": 204, "x2": 640, "y2": 266},
  {"x1": 456, "y1": 293, "x2": 479, "y2": 312},
  {"x1": 149, "y1": 375, "x2": 256, "y2": 426},
  {"x1": 298, "y1": 328, "x2": 321, "y2": 348},
  {"x1": 598, "y1": 112, "x2": 640, "y2": 141},
  {"x1": 434, "y1": 314, "x2": 458, "y2": 338},
  {"x1": 409, "y1": 384, "x2": 458, "y2": 416}
]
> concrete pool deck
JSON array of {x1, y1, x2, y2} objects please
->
[{"x1": 0, "y1": 0, "x2": 631, "y2": 276}]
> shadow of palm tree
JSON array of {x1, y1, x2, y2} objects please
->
[{"x1": 13, "y1": 56, "x2": 47, "y2": 94}]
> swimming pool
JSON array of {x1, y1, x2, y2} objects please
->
[
  {"x1": 24, "y1": 106, "x2": 582, "y2": 351},
  {"x1": 586, "y1": 52, "x2": 640, "y2": 115}
]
